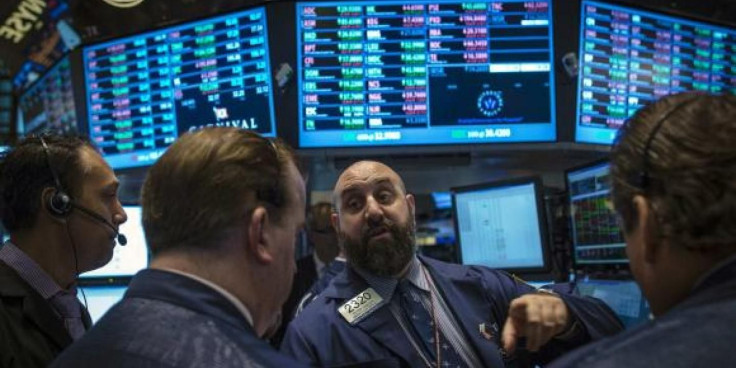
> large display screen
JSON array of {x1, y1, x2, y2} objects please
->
[
  {"x1": 452, "y1": 177, "x2": 548, "y2": 272},
  {"x1": 83, "y1": 7, "x2": 276, "y2": 169},
  {"x1": 16, "y1": 56, "x2": 79, "y2": 137},
  {"x1": 576, "y1": 0, "x2": 736, "y2": 144},
  {"x1": 297, "y1": 0, "x2": 556, "y2": 148},
  {"x1": 566, "y1": 161, "x2": 626, "y2": 265},
  {"x1": 80, "y1": 205, "x2": 148, "y2": 279}
]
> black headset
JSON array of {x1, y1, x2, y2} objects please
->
[
  {"x1": 39, "y1": 136, "x2": 73, "y2": 217},
  {"x1": 38, "y1": 136, "x2": 127, "y2": 245}
]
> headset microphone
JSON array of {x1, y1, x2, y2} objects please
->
[{"x1": 71, "y1": 204, "x2": 127, "y2": 246}]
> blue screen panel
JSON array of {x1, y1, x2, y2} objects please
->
[
  {"x1": 431, "y1": 191, "x2": 452, "y2": 210},
  {"x1": 576, "y1": 1, "x2": 736, "y2": 145},
  {"x1": 79, "y1": 286, "x2": 127, "y2": 324},
  {"x1": 453, "y1": 180, "x2": 547, "y2": 271},
  {"x1": 576, "y1": 278, "x2": 651, "y2": 329},
  {"x1": 83, "y1": 7, "x2": 276, "y2": 169},
  {"x1": 80, "y1": 206, "x2": 148, "y2": 279},
  {"x1": 17, "y1": 56, "x2": 79, "y2": 137},
  {"x1": 566, "y1": 161, "x2": 627, "y2": 265},
  {"x1": 297, "y1": 0, "x2": 556, "y2": 148}
]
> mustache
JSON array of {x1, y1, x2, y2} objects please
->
[{"x1": 361, "y1": 219, "x2": 396, "y2": 241}]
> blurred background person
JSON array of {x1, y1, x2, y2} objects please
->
[{"x1": 272, "y1": 201, "x2": 340, "y2": 347}]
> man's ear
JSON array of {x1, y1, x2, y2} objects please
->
[
  {"x1": 330, "y1": 211, "x2": 340, "y2": 234},
  {"x1": 247, "y1": 206, "x2": 273, "y2": 264},
  {"x1": 633, "y1": 195, "x2": 660, "y2": 263},
  {"x1": 406, "y1": 193, "x2": 416, "y2": 219}
]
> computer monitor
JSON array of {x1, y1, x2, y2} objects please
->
[
  {"x1": 296, "y1": 0, "x2": 556, "y2": 148},
  {"x1": 78, "y1": 285, "x2": 127, "y2": 324},
  {"x1": 576, "y1": 278, "x2": 651, "y2": 329},
  {"x1": 575, "y1": 0, "x2": 736, "y2": 145},
  {"x1": 566, "y1": 160, "x2": 627, "y2": 266},
  {"x1": 431, "y1": 191, "x2": 452, "y2": 210},
  {"x1": 82, "y1": 6, "x2": 276, "y2": 169},
  {"x1": 16, "y1": 56, "x2": 79, "y2": 137},
  {"x1": 80, "y1": 205, "x2": 148, "y2": 280},
  {"x1": 452, "y1": 176, "x2": 549, "y2": 273}
]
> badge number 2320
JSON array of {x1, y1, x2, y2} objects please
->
[
  {"x1": 344, "y1": 292, "x2": 372, "y2": 313},
  {"x1": 339, "y1": 288, "x2": 383, "y2": 325}
]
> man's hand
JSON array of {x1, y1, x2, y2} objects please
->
[{"x1": 501, "y1": 293, "x2": 570, "y2": 354}]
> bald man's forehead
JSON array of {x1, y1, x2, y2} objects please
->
[{"x1": 335, "y1": 161, "x2": 403, "y2": 191}]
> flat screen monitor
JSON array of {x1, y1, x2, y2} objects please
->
[
  {"x1": 566, "y1": 160, "x2": 627, "y2": 266},
  {"x1": 431, "y1": 191, "x2": 452, "y2": 210},
  {"x1": 78, "y1": 285, "x2": 127, "y2": 324},
  {"x1": 576, "y1": 0, "x2": 736, "y2": 145},
  {"x1": 16, "y1": 56, "x2": 79, "y2": 137},
  {"x1": 296, "y1": 0, "x2": 556, "y2": 148},
  {"x1": 80, "y1": 205, "x2": 148, "y2": 280},
  {"x1": 82, "y1": 6, "x2": 276, "y2": 169},
  {"x1": 452, "y1": 176, "x2": 549, "y2": 273},
  {"x1": 576, "y1": 278, "x2": 650, "y2": 328}
]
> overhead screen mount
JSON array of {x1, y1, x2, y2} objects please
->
[
  {"x1": 16, "y1": 55, "x2": 79, "y2": 138},
  {"x1": 82, "y1": 6, "x2": 277, "y2": 170},
  {"x1": 296, "y1": 0, "x2": 557, "y2": 148},
  {"x1": 451, "y1": 176, "x2": 551, "y2": 275},
  {"x1": 575, "y1": 0, "x2": 736, "y2": 145}
]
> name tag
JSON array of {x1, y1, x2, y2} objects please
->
[{"x1": 338, "y1": 288, "x2": 383, "y2": 325}]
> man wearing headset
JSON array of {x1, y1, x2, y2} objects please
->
[
  {"x1": 0, "y1": 135, "x2": 128, "y2": 368},
  {"x1": 549, "y1": 93, "x2": 736, "y2": 367}
]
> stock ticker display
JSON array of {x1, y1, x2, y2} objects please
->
[
  {"x1": 576, "y1": 0, "x2": 736, "y2": 145},
  {"x1": 17, "y1": 56, "x2": 78, "y2": 137},
  {"x1": 297, "y1": 0, "x2": 556, "y2": 148},
  {"x1": 83, "y1": 7, "x2": 275, "y2": 169},
  {"x1": 567, "y1": 161, "x2": 627, "y2": 265}
]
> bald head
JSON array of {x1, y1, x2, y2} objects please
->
[
  {"x1": 333, "y1": 161, "x2": 407, "y2": 212},
  {"x1": 331, "y1": 160, "x2": 416, "y2": 277}
]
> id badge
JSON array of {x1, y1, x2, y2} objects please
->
[{"x1": 338, "y1": 288, "x2": 383, "y2": 325}]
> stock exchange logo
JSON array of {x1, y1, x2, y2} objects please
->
[{"x1": 100, "y1": 0, "x2": 145, "y2": 8}]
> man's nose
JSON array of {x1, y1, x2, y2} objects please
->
[
  {"x1": 364, "y1": 196, "x2": 384, "y2": 222},
  {"x1": 114, "y1": 202, "x2": 128, "y2": 225}
]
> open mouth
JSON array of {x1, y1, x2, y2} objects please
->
[{"x1": 366, "y1": 226, "x2": 390, "y2": 239}]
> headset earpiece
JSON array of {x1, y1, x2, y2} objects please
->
[
  {"x1": 39, "y1": 136, "x2": 73, "y2": 217},
  {"x1": 47, "y1": 188, "x2": 72, "y2": 217}
]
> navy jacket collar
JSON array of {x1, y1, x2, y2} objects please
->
[
  {"x1": 125, "y1": 269, "x2": 255, "y2": 335},
  {"x1": 318, "y1": 255, "x2": 505, "y2": 367},
  {"x1": 322, "y1": 255, "x2": 470, "y2": 300},
  {"x1": 692, "y1": 254, "x2": 736, "y2": 294}
]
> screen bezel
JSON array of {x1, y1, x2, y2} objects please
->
[
  {"x1": 450, "y1": 175, "x2": 551, "y2": 275},
  {"x1": 564, "y1": 158, "x2": 631, "y2": 273},
  {"x1": 294, "y1": 0, "x2": 559, "y2": 149},
  {"x1": 16, "y1": 54, "x2": 80, "y2": 138},
  {"x1": 78, "y1": 4, "x2": 278, "y2": 171},
  {"x1": 574, "y1": 0, "x2": 736, "y2": 146}
]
